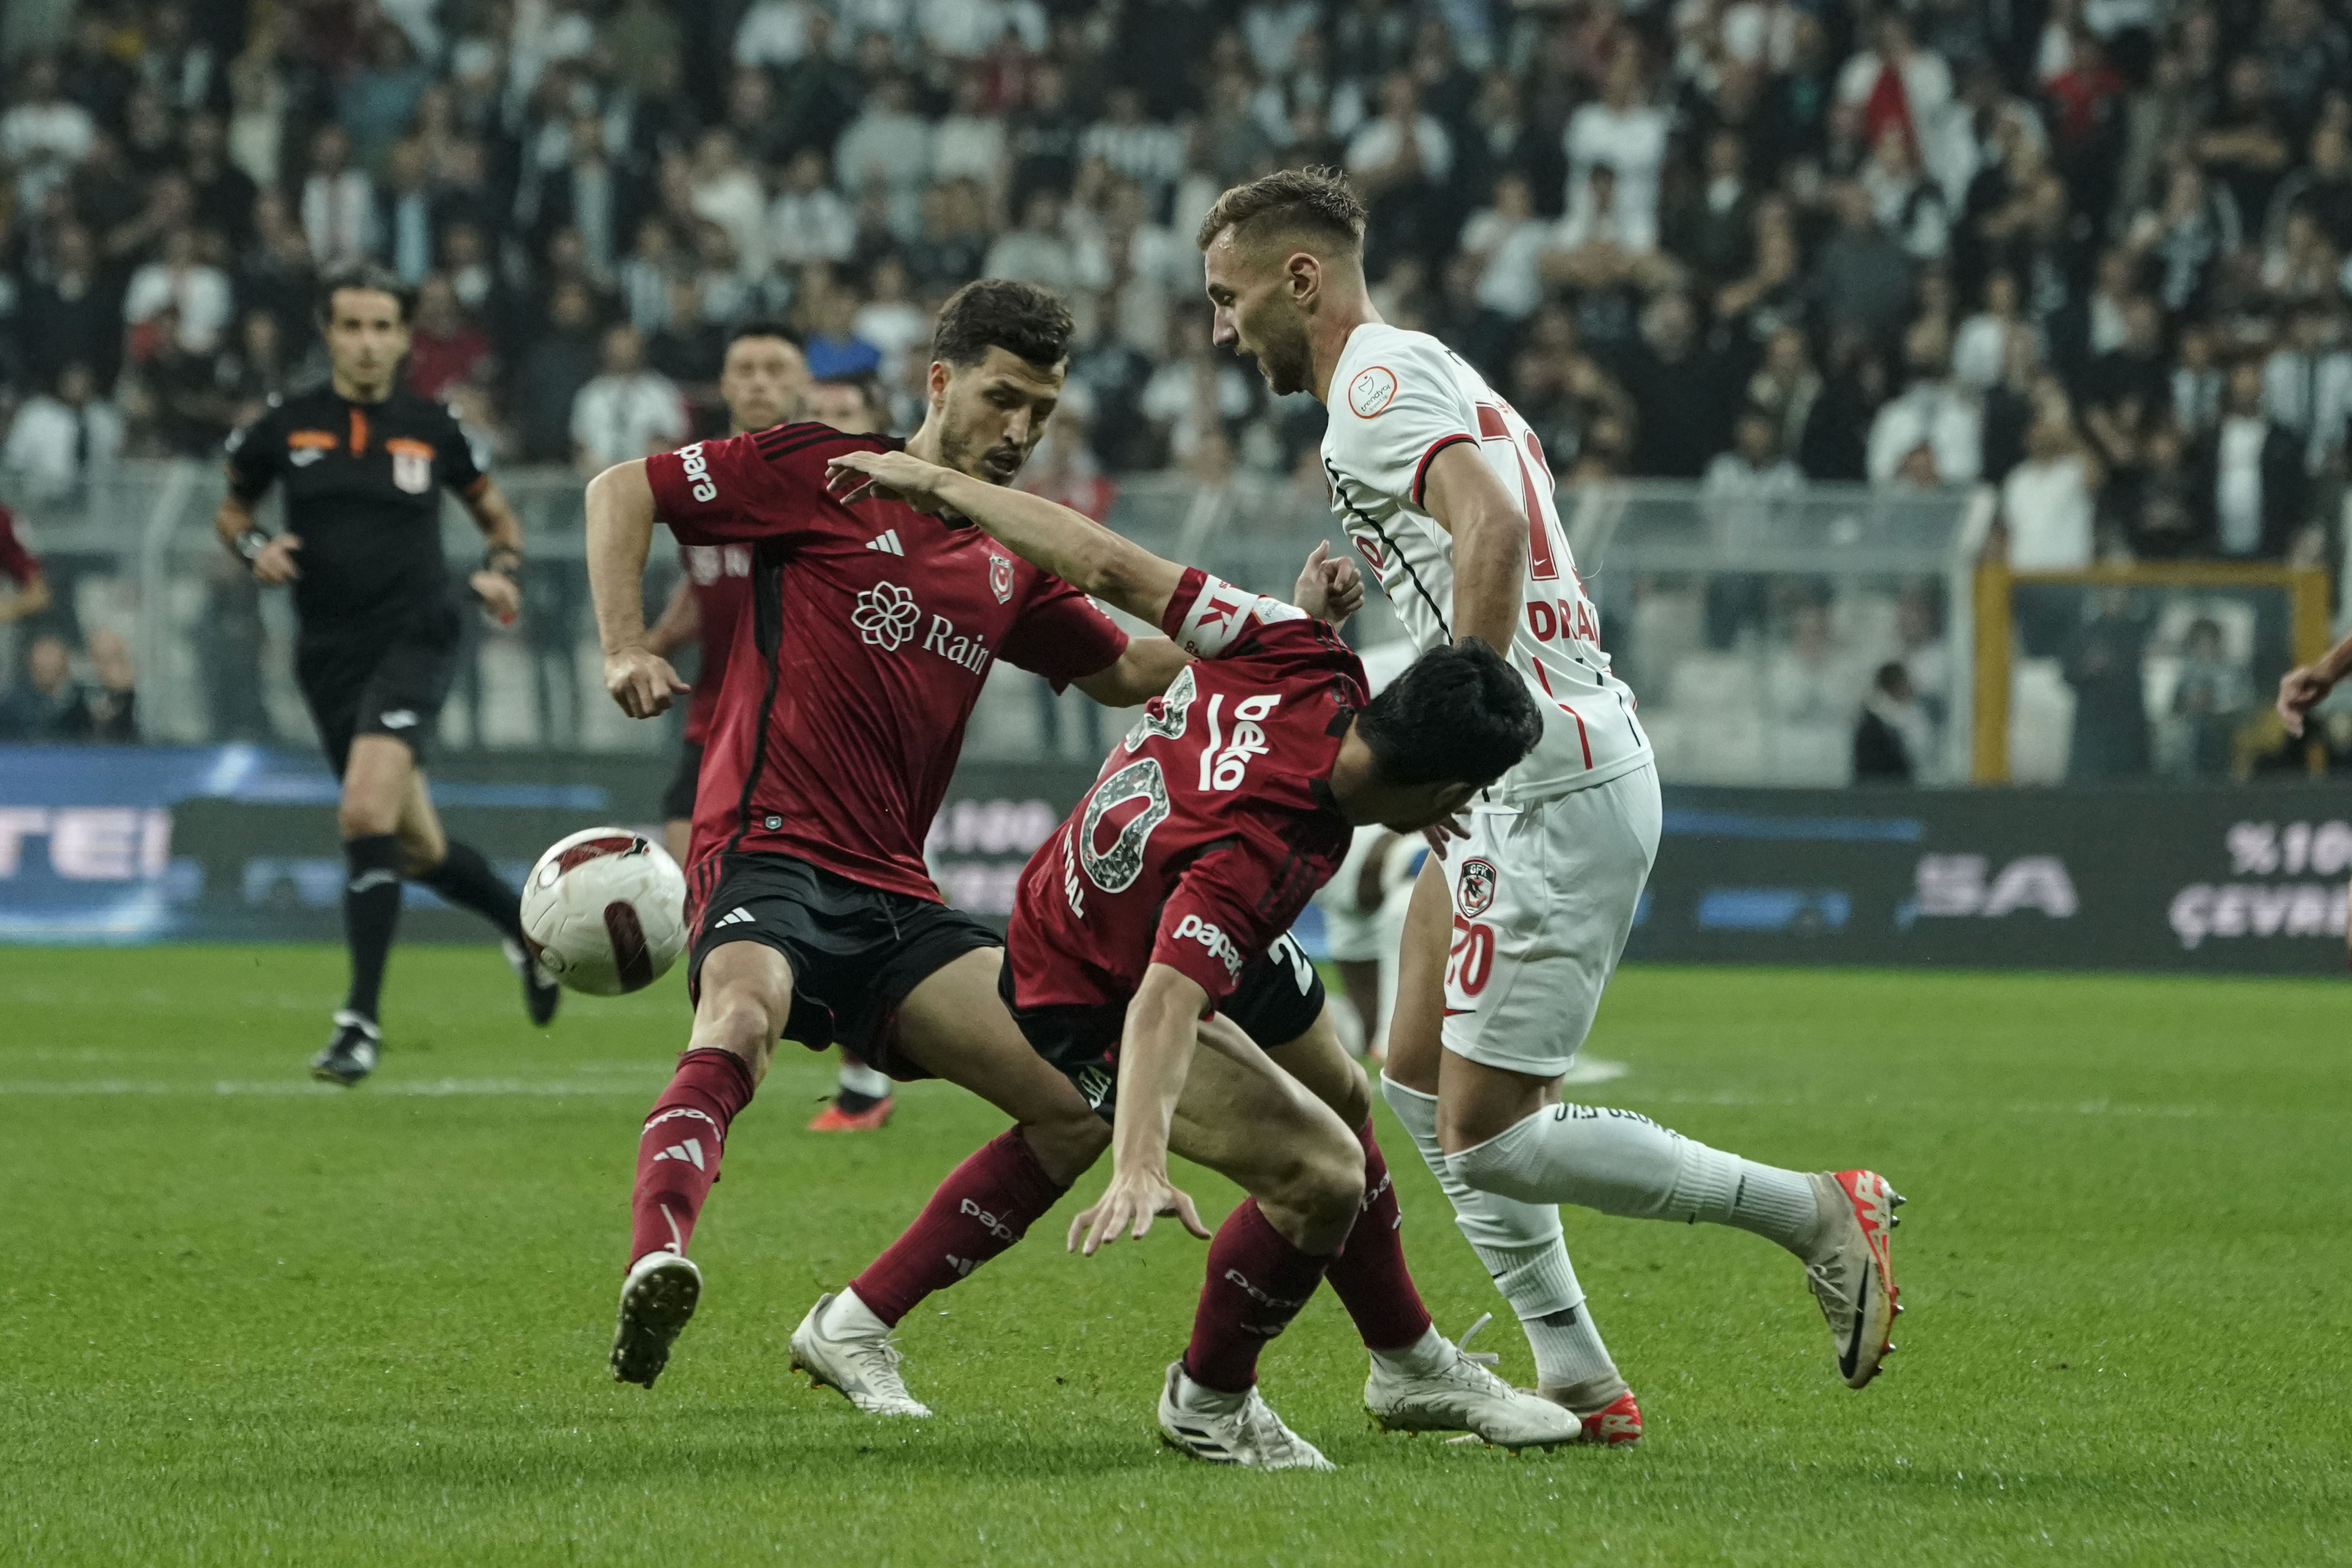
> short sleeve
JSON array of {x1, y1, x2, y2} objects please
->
[
  {"x1": 999, "y1": 573, "x2": 1129, "y2": 688},
  {"x1": 1322, "y1": 336, "x2": 1477, "y2": 508},
  {"x1": 223, "y1": 402, "x2": 285, "y2": 503},
  {"x1": 0, "y1": 506, "x2": 38, "y2": 586},
  {"x1": 1159, "y1": 566, "x2": 1307, "y2": 659},
  {"x1": 1149, "y1": 844, "x2": 1292, "y2": 1008},
  {"x1": 646, "y1": 423, "x2": 863, "y2": 546},
  {"x1": 435, "y1": 402, "x2": 487, "y2": 496}
]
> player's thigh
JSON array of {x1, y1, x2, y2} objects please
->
[
  {"x1": 689, "y1": 938, "x2": 797, "y2": 1076},
  {"x1": 1168, "y1": 1020, "x2": 1361, "y2": 1212},
  {"x1": 1263, "y1": 1005, "x2": 1372, "y2": 1131},
  {"x1": 338, "y1": 734, "x2": 415, "y2": 838},
  {"x1": 1381, "y1": 853, "x2": 1453, "y2": 1094},
  {"x1": 893, "y1": 947, "x2": 1109, "y2": 1168},
  {"x1": 1442, "y1": 771, "x2": 1660, "y2": 1088}
]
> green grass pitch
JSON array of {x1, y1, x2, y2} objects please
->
[{"x1": 3, "y1": 947, "x2": 2347, "y2": 1566}]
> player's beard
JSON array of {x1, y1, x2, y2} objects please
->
[
  {"x1": 941, "y1": 421, "x2": 1025, "y2": 486},
  {"x1": 1245, "y1": 308, "x2": 1314, "y2": 399}
]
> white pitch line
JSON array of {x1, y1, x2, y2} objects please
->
[{"x1": 0, "y1": 1077, "x2": 664, "y2": 1098}]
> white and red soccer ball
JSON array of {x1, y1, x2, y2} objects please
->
[{"x1": 521, "y1": 828, "x2": 688, "y2": 996}]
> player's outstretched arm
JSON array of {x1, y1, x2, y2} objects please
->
[
  {"x1": 2279, "y1": 626, "x2": 2352, "y2": 736},
  {"x1": 826, "y1": 448, "x2": 1186, "y2": 627},
  {"x1": 584, "y1": 459, "x2": 690, "y2": 719},
  {"x1": 1069, "y1": 962, "x2": 1212, "y2": 1257},
  {"x1": 1421, "y1": 441, "x2": 1529, "y2": 653}
]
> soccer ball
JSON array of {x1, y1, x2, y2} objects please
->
[{"x1": 521, "y1": 828, "x2": 688, "y2": 996}]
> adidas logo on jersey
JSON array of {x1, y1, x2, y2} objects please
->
[
  {"x1": 713, "y1": 906, "x2": 755, "y2": 928},
  {"x1": 864, "y1": 528, "x2": 904, "y2": 555},
  {"x1": 653, "y1": 1137, "x2": 706, "y2": 1170}
]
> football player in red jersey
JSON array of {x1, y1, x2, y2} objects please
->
[
  {"x1": 796, "y1": 445, "x2": 1584, "y2": 1468},
  {"x1": 584, "y1": 281, "x2": 1205, "y2": 1390},
  {"x1": 0, "y1": 501, "x2": 51, "y2": 626}
]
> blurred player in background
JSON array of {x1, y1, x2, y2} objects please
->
[
  {"x1": 803, "y1": 443, "x2": 1579, "y2": 1466},
  {"x1": 584, "y1": 281, "x2": 1194, "y2": 1390},
  {"x1": 636, "y1": 329, "x2": 893, "y2": 1132},
  {"x1": 214, "y1": 264, "x2": 558, "y2": 1085},
  {"x1": 0, "y1": 501, "x2": 52, "y2": 626},
  {"x1": 1199, "y1": 169, "x2": 1904, "y2": 1432}
]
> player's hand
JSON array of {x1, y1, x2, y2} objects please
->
[
  {"x1": 603, "y1": 645, "x2": 691, "y2": 719},
  {"x1": 1293, "y1": 540, "x2": 1364, "y2": 628},
  {"x1": 824, "y1": 448, "x2": 956, "y2": 514},
  {"x1": 2278, "y1": 663, "x2": 2333, "y2": 738},
  {"x1": 251, "y1": 534, "x2": 302, "y2": 585},
  {"x1": 1069, "y1": 1164, "x2": 1209, "y2": 1256},
  {"x1": 1421, "y1": 813, "x2": 1470, "y2": 860},
  {"x1": 470, "y1": 570, "x2": 521, "y2": 625}
]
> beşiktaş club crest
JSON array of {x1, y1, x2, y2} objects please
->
[
  {"x1": 1458, "y1": 857, "x2": 1498, "y2": 917},
  {"x1": 989, "y1": 552, "x2": 1014, "y2": 604}
]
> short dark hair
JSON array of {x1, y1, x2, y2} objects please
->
[
  {"x1": 314, "y1": 263, "x2": 415, "y2": 328},
  {"x1": 1355, "y1": 640, "x2": 1542, "y2": 788},
  {"x1": 1196, "y1": 166, "x2": 1367, "y2": 257},
  {"x1": 727, "y1": 320, "x2": 803, "y2": 352},
  {"x1": 931, "y1": 279, "x2": 1073, "y2": 369}
]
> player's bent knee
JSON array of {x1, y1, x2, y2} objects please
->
[
  {"x1": 337, "y1": 800, "x2": 400, "y2": 840},
  {"x1": 1024, "y1": 1110, "x2": 1110, "y2": 1183}
]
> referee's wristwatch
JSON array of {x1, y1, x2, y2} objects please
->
[
  {"x1": 482, "y1": 545, "x2": 523, "y2": 580},
  {"x1": 232, "y1": 527, "x2": 274, "y2": 570}
]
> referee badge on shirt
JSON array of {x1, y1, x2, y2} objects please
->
[
  {"x1": 989, "y1": 552, "x2": 1014, "y2": 604},
  {"x1": 387, "y1": 437, "x2": 435, "y2": 494}
]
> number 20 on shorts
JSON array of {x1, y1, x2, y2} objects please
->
[{"x1": 1448, "y1": 915, "x2": 1495, "y2": 997}]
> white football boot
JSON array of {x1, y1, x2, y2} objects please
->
[
  {"x1": 789, "y1": 1290, "x2": 932, "y2": 1416},
  {"x1": 610, "y1": 1249, "x2": 701, "y2": 1388},
  {"x1": 1156, "y1": 1363, "x2": 1335, "y2": 1472},
  {"x1": 1803, "y1": 1169, "x2": 1904, "y2": 1389},
  {"x1": 1366, "y1": 1323, "x2": 1584, "y2": 1451}
]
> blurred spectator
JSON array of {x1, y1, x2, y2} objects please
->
[
  {"x1": 2, "y1": 55, "x2": 94, "y2": 206},
  {"x1": 1853, "y1": 662, "x2": 1929, "y2": 783},
  {"x1": 123, "y1": 227, "x2": 232, "y2": 354},
  {"x1": 515, "y1": 282, "x2": 604, "y2": 465},
  {"x1": 0, "y1": 502, "x2": 49, "y2": 625},
  {"x1": 985, "y1": 189, "x2": 1107, "y2": 299},
  {"x1": 1622, "y1": 293, "x2": 1735, "y2": 479},
  {"x1": 408, "y1": 278, "x2": 493, "y2": 403},
  {"x1": 1813, "y1": 183, "x2": 1916, "y2": 350},
  {"x1": 837, "y1": 79, "x2": 934, "y2": 203},
  {"x1": 2064, "y1": 590, "x2": 2154, "y2": 779},
  {"x1": 769, "y1": 151, "x2": 857, "y2": 270},
  {"x1": 19, "y1": 223, "x2": 121, "y2": 392},
  {"x1": 298, "y1": 125, "x2": 374, "y2": 270},
  {"x1": 4, "y1": 363, "x2": 123, "y2": 501},
  {"x1": 572, "y1": 324, "x2": 688, "y2": 472},
  {"x1": 0, "y1": 632, "x2": 134, "y2": 742},
  {"x1": 2002, "y1": 385, "x2": 2102, "y2": 569},
  {"x1": 2167, "y1": 616, "x2": 2254, "y2": 778},
  {"x1": 2261, "y1": 304, "x2": 2352, "y2": 474},
  {"x1": 2187, "y1": 363, "x2": 2310, "y2": 561},
  {"x1": 1869, "y1": 320, "x2": 1982, "y2": 487},
  {"x1": 1565, "y1": 53, "x2": 1667, "y2": 247},
  {"x1": 1349, "y1": 72, "x2": 1455, "y2": 274},
  {"x1": 1082, "y1": 85, "x2": 1185, "y2": 213}
]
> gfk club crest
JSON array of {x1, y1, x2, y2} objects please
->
[
  {"x1": 1457, "y1": 857, "x2": 1498, "y2": 916},
  {"x1": 988, "y1": 552, "x2": 1014, "y2": 603}
]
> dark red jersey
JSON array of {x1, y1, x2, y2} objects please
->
[
  {"x1": 645, "y1": 421, "x2": 1129, "y2": 902},
  {"x1": 1007, "y1": 568, "x2": 1366, "y2": 1016},
  {"x1": 675, "y1": 540, "x2": 753, "y2": 746},
  {"x1": 0, "y1": 503, "x2": 40, "y2": 588}
]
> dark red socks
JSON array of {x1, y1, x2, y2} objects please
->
[
  {"x1": 1322, "y1": 1119, "x2": 1435, "y2": 1353},
  {"x1": 1182, "y1": 1198, "x2": 1335, "y2": 1393},
  {"x1": 627, "y1": 1047, "x2": 757, "y2": 1266},
  {"x1": 848, "y1": 1126, "x2": 1069, "y2": 1324}
]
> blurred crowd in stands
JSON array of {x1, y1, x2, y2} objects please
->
[{"x1": 0, "y1": 0, "x2": 2349, "y2": 777}]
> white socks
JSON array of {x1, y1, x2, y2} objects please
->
[
  {"x1": 1367, "y1": 1324, "x2": 1452, "y2": 1379},
  {"x1": 838, "y1": 1058, "x2": 892, "y2": 1099},
  {"x1": 824, "y1": 1286, "x2": 892, "y2": 1339},
  {"x1": 1448, "y1": 1105, "x2": 1822, "y2": 1254},
  {"x1": 1381, "y1": 1076, "x2": 1622, "y2": 1397}
]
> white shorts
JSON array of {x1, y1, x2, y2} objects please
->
[{"x1": 1440, "y1": 761, "x2": 1660, "y2": 1078}]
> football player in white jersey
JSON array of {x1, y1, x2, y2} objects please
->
[{"x1": 1196, "y1": 168, "x2": 1906, "y2": 1438}]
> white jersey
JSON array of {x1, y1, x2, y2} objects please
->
[{"x1": 1321, "y1": 323, "x2": 1649, "y2": 804}]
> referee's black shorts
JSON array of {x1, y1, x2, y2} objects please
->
[{"x1": 296, "y1": 601, "x2": 462, "y2": 777}]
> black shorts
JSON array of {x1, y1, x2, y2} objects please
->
[
  {"x1": 661, "y1": 740, "x2": 704, "y2": 822},
  {"x1": 296, "y1": 605, "x2": 461, "y2": 777},
  {"x1": 686, "y1": 851, "x2": 999, "y2": 1070},
  {"x1": 999, "y1": 932, "x2": 1327, "y2": 1120}
]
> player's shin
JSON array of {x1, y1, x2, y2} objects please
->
[
  {"x1": 844, "y1": 1125, "x2": 1069, "y2": 1325},
  {"x1": 1381, "y1": 1075, "x2": 1626, "y2": 1403},
  {"x1": 1448, "y1": 1104, "x2": 1822, "y2": 1254},
  {"x1": 1323, "y1": 1120, "x2": 1436, "y2": 1359},
  {"x1": 1182, "y1": 1199, "x2": 1337, "y2": 1394},
  {"x1": 627, "y1": 1047, "x2": 756, "y2": 1265},
  {"x1": 341, "y1": 832, "x2": 405, "y2": 1022}
]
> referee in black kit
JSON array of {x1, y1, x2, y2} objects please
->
[{"x1": 214, "y1": 263, "x2": 559, "y2": 1084}]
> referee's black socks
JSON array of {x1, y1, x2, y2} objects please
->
[
  {"x1": 342, "y1": 833, "x2": 405, "y2": 1023},
  {"x1": 420, "y1": 839, "x2": 525, "y2": 944}
]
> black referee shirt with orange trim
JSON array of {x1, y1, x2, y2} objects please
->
[{"x1": 225, "y1": 386, "x2": 488, "y2": 635}]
